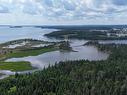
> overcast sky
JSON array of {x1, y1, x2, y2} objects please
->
[{"x1": 0, "y1": 0, "x2": 127, "y2": 25}]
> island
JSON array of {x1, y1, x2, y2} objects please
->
[{"x1": 45, "y1": 28, "x2": 127, "y2": 40}]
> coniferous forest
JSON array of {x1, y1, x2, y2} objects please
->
[
  {"x1": 0, "y1": 0, "x2": 127, "y2": 94},
  {"x1": 1, "y1": 43, "x2": 127, "y2": 95}
]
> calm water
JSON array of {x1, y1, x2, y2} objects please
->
[
  {"x1": 1, "y1": 26, "x2": 127, "y2": 79},
  {"x1": 0, "y1": 26, "x2": 58, "y2": 43},
  {"x1": 6, "y1": 40, "x2": 108, "y2": 69}
]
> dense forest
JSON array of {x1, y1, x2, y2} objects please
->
[
  {"x1": 1, "y1": 43, "x2": 127, "y2": 95},
  {"x1": 45, "y1": 30, "x2": 127, "y2": 40}
]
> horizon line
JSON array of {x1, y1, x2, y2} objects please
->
[{"x1": 0, "y1": 24, "x2": 127, "y2": 26}]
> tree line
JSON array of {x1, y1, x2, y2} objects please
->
[{"x1": 1, "y1": 43, "x2": 127, "y2": 95}]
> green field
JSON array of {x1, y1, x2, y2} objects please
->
[
  {"x1": 6, "y1": 47, "x2": 56, "y2": 58},
  {"x1": 0, "y1": 39, "x2": 71, "y2": 72},
  {"x1": 0, "y1": 47, "x2": 56, "y2": 71},
  {"x1": 0, "y1": 61, "x2": 34, "y2": 71}
]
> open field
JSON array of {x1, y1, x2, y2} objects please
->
[
  {"x1": 6, "y1": 47, "x2": 57, "y2": 59},
  {"x1": 0, "y1": 39, "x2": 71, "y2": 71},
  {"x1": 0, "y1": 61, "x2": 33, "y2": 71},
  {"x1": 0, "y1": 47, "x2": 56, "y2": 71},
  {"x1": 0, "y1": 39, "x2": 56, "y2": 71}
]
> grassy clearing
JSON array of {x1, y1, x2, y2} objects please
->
[
  {"x1": 0, "y1": 47, "x2": 56, "y2": 71},
  {"x1": 0, "y1": 39, "x2": 58, "y2": 72},
  {"x1": 0, "y1": 61, "x2": 34, "y2": 71},
  {"x1": 6, "y1": 47, "x2": 56, "y2": 59}
]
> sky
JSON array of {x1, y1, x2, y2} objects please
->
[{"x1": 0, "y1": 0, "x2": 127, "y2": 25}]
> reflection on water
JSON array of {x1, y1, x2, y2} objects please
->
[
  {"x1": 0, "y1": 70, "x2": 15, "y2": 79},
  {"x1": 99, "y1": 40, "x2": 127, "y2": 44},
  {"x1": 1, "y1": 27, "x2": 127, "y2": 79},
  {"x1": 6, "y1": 41, "x2": 109, "y2": 69}
]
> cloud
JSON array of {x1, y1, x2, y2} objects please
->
[
  {"x1": 0, "y1": 0, "x2": 127, "y2": 25},
  {"x1": 62, "y1": 0, "x2": 76, "y2": 11},
  {"x1": 0, "y1": 5, "x2": 9, "y2": 13},
  {"x1": 42, "y1": 0, "x2": 53, "y2": 7},
  {"x1": 112, "y1": 0, "x2": 127, "y2": 6}
]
